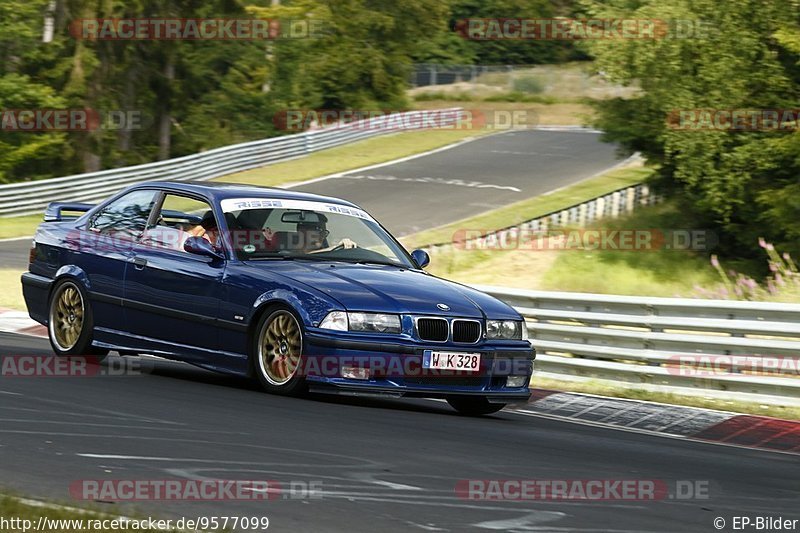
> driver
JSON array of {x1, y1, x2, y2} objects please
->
[{"x1": 295, "y1": 216, "x2": 357, "y2": 254}]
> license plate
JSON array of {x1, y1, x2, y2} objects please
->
[{"x1": 423, "y1": 350, "x2": 481, "y2": 372}]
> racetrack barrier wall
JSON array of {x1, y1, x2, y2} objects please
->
[{"x1": 476, "y1": 285, "x2": 800, "y2": 404}]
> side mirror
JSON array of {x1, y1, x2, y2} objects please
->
[
  {"x1": 411, "y1": 249, "x2": 430, "y2": 269},
  {"x1": 184, "y1": 236, "x2": 224, "y2": 260}
]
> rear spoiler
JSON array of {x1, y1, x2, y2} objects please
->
[{"x1": 44, "y1": 202, "x2": 95, "y2": 222}]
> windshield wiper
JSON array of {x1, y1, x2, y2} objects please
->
[
  {"x1": 247, "y1": 254, "x2": 295, "y2": 261},
  {"x1": 353, "y1": 259, "x2": 407, "y2": 268}
]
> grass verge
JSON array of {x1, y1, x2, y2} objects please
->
[
  {"x1": 532, "y1": 376, "x2": 800, "y2": 421},
  {"x1": 0, "y1": 215, "x2": 43, "y2": 240},
  {"x1": 537, "y1": 201, "x2": 720, "y2": 297},
  {"x1": 421, "y1": 199, "x2": 720, "y2": 297},
  {"x1": 0, "y1": 269, "x2": 25, "y2": 310},
  {"x1": 412, "y1": 100, "x2": 594, "y2": 126},
  {"x1": 0, "y1": 494, "x2": 193, "y2": 532}
]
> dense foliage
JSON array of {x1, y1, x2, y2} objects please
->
[
  {"x1": 1, "y1": 0, "x2": 798, "y2": 264},
  {"x1": 582, "y1": 0, "x2": 800, "y2": 259}
]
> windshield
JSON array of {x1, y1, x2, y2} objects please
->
[{"x1": 219, "y1": 198, "x2": 413, "y2": 267}]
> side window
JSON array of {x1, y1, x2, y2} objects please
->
[
  {"x1": 143, "y1": 194, "x2": 218, "y2": 252},
  {"x1": 88, "y1": 190, "x2": 158, "y2": 240}
]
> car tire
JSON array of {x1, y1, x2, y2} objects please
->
[
  {"x1": 47, "y1": 279, "x2": 107, "y2": 360},
  {"x1": 447, "y1": 396, "x2": 506, "y2": 416},
  {"x1": 251, "y1": 305, "x2": 307, "y2": 396}
]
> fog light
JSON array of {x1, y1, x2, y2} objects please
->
[
  {"x1": 506, "y1": 375, "x2": 528, "y2": 388},
  {"x1": 342, "y1": 366, "x2": 370, "y2": 380}
]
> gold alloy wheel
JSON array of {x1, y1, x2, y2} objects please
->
[
  {"x1": 258, "y1": 310, "x2": 303, "y2": 386},
  {"x1": 49, "y1": 282, "x2": 85, "y2": 351}
]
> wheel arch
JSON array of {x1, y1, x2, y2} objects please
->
[
  {"x1": 51, "y1": 265, "x2": 91, "y2": 296},
  {"x1": 249, "y1": 289, "x2": 327, "y2": 330},
  {"x1": 246, "y1": 292, "x2": 310, "y2": 377}
]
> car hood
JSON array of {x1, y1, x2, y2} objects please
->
[{"x1": 246, "y1": 261, "x2": 520, "y2": 319}]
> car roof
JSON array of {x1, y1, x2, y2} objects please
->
[{"x1": 131, "y1": 180, "x2": 359, "y2": 208}]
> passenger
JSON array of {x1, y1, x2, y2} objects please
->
[{"x1": 190, "y1": 211, "x2": 220, "y2": 248}]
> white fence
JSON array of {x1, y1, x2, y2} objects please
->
[
  {"x1": 476, "y1": 285, "x2": 800, "y2": 402},
  {"x1": 0, "y1": 108, "x2": 465, "y2": 217}
]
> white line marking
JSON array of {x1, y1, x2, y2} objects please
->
[
  {"x1": 406, "y1": 521, "x2": 447, "y2": 531},
  {"x1": 472, "y1": 511, "x2": 565, "y2": 531},
  {"x1": 366, "y1": 479, "x2": 424, "y2": 491},
  {"x1": 352, "y1": 473, "x2": 423, "y2": 491},
  {"x1": 280, "y1": 131, "x2": 510, "y2": 190},
  {"x1": 76, "y1": 448, "x2": 375, "y2": 466},
  {"x1": 77, "y1": 453, "x2": 240, "y2": 462},
  {"x1": 0, "y1": 390, "x2": 22, "y2": 396},
  {"x1": 0, "y1": 419, "x2": 244, "y2": 433},
  {"x1": 341, "y1": 174, "x2": 521, "y2": 192}
]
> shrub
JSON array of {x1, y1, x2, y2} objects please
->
[
  {"x1": 695, "y1": 239, "x2": 800, "y2": 301},
  {"x1": 512, "y1": 75, "x2": 545, "y2": 94}
]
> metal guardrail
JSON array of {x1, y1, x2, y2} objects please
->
[
  {"x1": 0, "y1": 109, "x2": 465, "y2": 217},
  {"x1": 475, "y1": 285, "x2": 800, "y2": 400}
]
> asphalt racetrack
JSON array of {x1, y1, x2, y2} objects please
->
[
  {"x1": 1, "y1": 334, "x2": 798, "y2": 532},
  {"x1": 296, "y1": 129, "x2": 622, "y2": 237},
  {"x1": 4, "y1": 130, "x2": 796, "y2": 532}
]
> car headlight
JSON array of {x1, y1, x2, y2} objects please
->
[
  {"x1": 486, "y1": 320, "x2": 525, "y2": 340},
  {"x1": 319, "y1": 312, "x2": 401, "y2": 334},
  {"x1": 349, "y1": 312, "x2": 401, "y2": 333},
  {"x1": 319, "y1": 311, "x2": 348, "y2": 331}
]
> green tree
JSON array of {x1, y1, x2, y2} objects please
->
[
  {"x1": 0, "y1": 74, "x2": 70, "y2": 182},
  {"x1": 251, "y1": 0, "x2": 450, "y2": 110},
  {"x1": 582, "y1": 0, "x2": 800, "y2": 260},
  {"x1": 447, "y1": 0, "x2": 580, "y2": 65}
]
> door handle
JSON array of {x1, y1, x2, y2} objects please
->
[{"x1": 133, "y1": 257, "x2": 147, "y2": 270}]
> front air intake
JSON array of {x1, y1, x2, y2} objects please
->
[
  {"x1": 416, "y1": 318, "x2": 448, "y2": 342},
  {"x1": 452, "y1": 320, "x2": 481, "y2": 343}
]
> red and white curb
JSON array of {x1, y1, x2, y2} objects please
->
[
  {"x1": 0, "y1": 308, "x2": 46, "y2": 338},
  {"x1": 517, "y1": 389, "x2": 800, "y2": 455}
]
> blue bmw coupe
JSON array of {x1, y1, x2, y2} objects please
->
[{"x1": 22, "y1": 182, "x2": 534, "y2": 415}]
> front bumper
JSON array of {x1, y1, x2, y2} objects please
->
[{"x1": 303, "y1": 329, "x2": 535, "y2": 403}]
